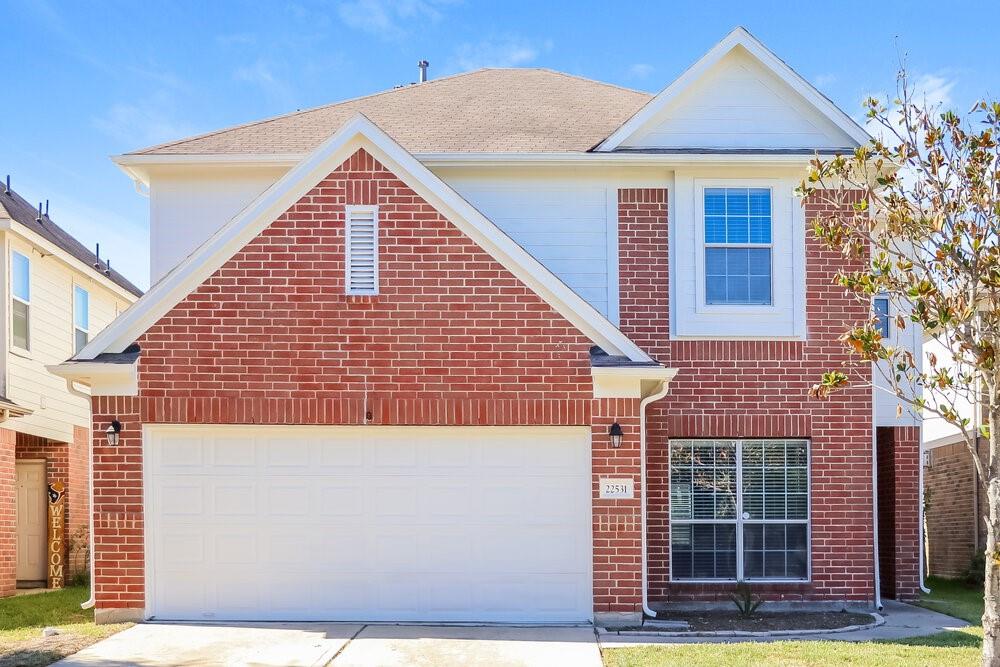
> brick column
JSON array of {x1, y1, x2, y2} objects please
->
[
  {"x1": 592, "y1": 398, "x2": 642, "y2": 627},
  {"x1": 68, "y1": 426, "x2": 90, "y2": 577},
  {"x1": 92, "y1": 397, "x2": 144, "y2": 623},
  {"x1": 0, "y1": 427, "x2": 15, "y2": 597},
  {"x1": 876, "y1": 426, "x2": 921, "y2": 600}
]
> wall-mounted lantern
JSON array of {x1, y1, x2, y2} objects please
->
[
  {"x1": 609, "y1": 422, "x2": 624, "y2": 449},
  {"x1": 105, "y1": 420, "x2": 122, "y2": 446}
]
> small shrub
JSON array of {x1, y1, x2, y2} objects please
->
[
  {"x1": 965, "y1": 552, "x2": 986, "y2": 587},
  {"x1": 730, "y1": 582, "x2": 765, "y2": 618}
]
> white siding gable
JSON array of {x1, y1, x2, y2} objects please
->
[
  {"x1": 620, "y1": 47, "x2": 856, "y2": 150},
  {"x1": 443, "y1": 174, "x2": 617, "y2": 321}
]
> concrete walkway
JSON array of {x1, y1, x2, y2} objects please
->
[
  {"x1": 598, "y1": 601, "x2": 971, "y2": 646},
  {"x1": 55, "y1": 622, "x2": 602, "y2": 667}
]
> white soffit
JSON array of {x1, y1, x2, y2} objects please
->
[
  {"x1": 597, "y1": 27, "x2": 871, "y2": 152},
  {"x1": 78, "y1": 114, "x2": 652, "y2": 364}
]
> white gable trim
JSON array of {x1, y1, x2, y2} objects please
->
[
  {"x1": 78, "y1": 114, "x2": 652, "y2": 363},
  {"x1": 596, "y1": 27, "x2": 871, "y2": 152}
]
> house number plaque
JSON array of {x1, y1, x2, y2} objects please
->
[{"x1": 599, "y1": 478, "x2": 634, "y2": 499}]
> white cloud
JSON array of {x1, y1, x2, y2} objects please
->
[
  {"x1": 233, "y1": 59, "x2": 296, "y2": 106},
  {"x1": 337, "y1": 0, "x2": 447, "y2": 40},
  {"x1": 863, "y1": 73, "x2": 956, "y2": 143},
  {"x1": 91, "y1": 90, "x2": 196, "y2": 148},
  {"x1": 814, "y1": 73, "x2": 837, "y2": 88},
  {"x1": 451, "y1": 35, "x2": 552, "y2": 71},
  {"x1": 627, "y1": 63, "x2": 654, "y2": 80}
]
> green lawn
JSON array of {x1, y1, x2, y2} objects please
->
[
  {"x1": 0, "y1": 586, "x2": 130, "y2": 667},
  {"x1": 916, "y1": 576, "x2": 984, "y2": 625},
  {"x1": 602, "y1": 579, "x2": 985, "y2": 667}
]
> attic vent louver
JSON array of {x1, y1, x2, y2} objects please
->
[{"x1": 345, "y1": 205, "x2": 378, "y2": 295}]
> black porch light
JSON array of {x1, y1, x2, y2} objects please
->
[
  {"x1": 105, "y1": 420, "x2": 122, "y2": 446},
  {"x1": 609, "y1": 422, "x2": 624, "y2": 449}
]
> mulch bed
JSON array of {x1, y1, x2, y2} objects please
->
[{"x1": 653, "y1": 610, "x2": 874, "y2": 632}]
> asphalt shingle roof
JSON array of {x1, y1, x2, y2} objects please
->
[
  {"x1": 130, "y1": 69, "x2": 653, "y2": 156},
  {"x1": 0, "y1": 183, "x2": 144, "y2": 297}
]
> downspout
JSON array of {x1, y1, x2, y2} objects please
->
[
  {"x1": 63, "y1": 378, "x2": 96, "y2": 610},
  {"x1": 918, "y1": 444, "x2": 931, "y2": 595},
  {"x1": 871, "y1": 384, "x2": 883, "y2": 610},
  {"x1": 640, "y1": 379, "x2": 671, "y2": 619}
]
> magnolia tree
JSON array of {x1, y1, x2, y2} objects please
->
[{"x1": 800, "y1": 74, "x2": 1000, "y2": 665}]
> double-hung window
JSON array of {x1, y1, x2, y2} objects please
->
[
  {"x1": 704, "y1": 187, "x2": 772, "y2": 305},
  {"x1": 74, "y1": 285, "x2": 90, "y2": 353},
  {"x1": 11, "y1": 250, "x2": 30, "y2": 351},
  {"x1": 670, "y1": 439, "x2": 809, "y2": 582}
]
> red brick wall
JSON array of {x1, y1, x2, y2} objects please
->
[
  {"x1": 876, "y1": 426, "x2": 920, "y2": 600},
  {"x1": 592, "y1": 399, "x2": 642, "y2": 616},
  {"x1": 925, "y1": 439, "x2": 986, "y2": 578},
  {"x1": 0, "y1": 428, "x2": 15, "y2": 597},
  {"x1": 91, "y1": 148, "x2": 601, "y2": 615},
  {"x1": 619, "y1": 188, "x2": 878, "y2": 603}
]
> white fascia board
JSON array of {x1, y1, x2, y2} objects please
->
[
  {"x1": 46, "y1": 361, "x2": 138, "y2": 396},
  {"x1": 0, "y1": 219, "x2": 140, "y2": 301},
  {"x1": 85, "y1": 113, "x2": 652, "y2": 363},
  {"x1": 115, "y1": 151, "x2": 831, "y2": 174},
  {"x1": 591, "y1": 366, "x2": 679, "y2": 399},
  {"x1": 596, "y1": 27, "x2": 871, "y2": 152},
  {"x1": 113, "y1": 153, "x2": 302, "y2": 186}
]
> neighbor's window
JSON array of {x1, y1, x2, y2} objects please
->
[
  {"x1": 670, "y1": 439, "x2": 809, "y2": 581},
  {"x1": 74, "y1": 285, "x2": 89, "y2": 353},
  {"x1": 874, "y1": 297, "x2": 890, "y2": 338},
  {"x1": 11, "y1": 250, "x2": 30, "y2": 351},
  {"x1": 704, "y1": 187, "x2": 772, "y2": 305}
]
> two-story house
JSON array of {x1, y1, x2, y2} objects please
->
[
  {"x1": 52, "y1": 28, "x2": 921, "y2": 626},
  {"x1": 0, "y1": 180, "x2": 142, "y2": 597}
]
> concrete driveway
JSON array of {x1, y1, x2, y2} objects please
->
[{"x1": 56, "y1": 622, "x2": 602, "y2": 667}]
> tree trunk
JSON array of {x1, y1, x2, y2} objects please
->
[{"x1": 984, "y1": 479, "x2": 1000, "y2": 666}]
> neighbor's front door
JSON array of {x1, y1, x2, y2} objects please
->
[{"x1": 15, "y1": 461, "x2": 47, "y2": 582}]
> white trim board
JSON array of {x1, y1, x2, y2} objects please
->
[
  {"x1": 596, "y1": 27, "x2": 870, "y2": 152},
  {"x1": 76, "y1": 114, "x2": 652, "y2": 363}
]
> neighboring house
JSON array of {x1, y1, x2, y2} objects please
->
[
  {"x1": 52, "y1": 28, "x2": 921, "y2": 626},
  {"x1": 921, "y1": 335, "x2": 986, "y2": 579},
  {"x1": 0, "y1": 180, "x2": 142, "y2": 597}
]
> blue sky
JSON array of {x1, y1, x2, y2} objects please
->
[{"x1": 1, "y1": 0, "x2": 996, "y2": 289}]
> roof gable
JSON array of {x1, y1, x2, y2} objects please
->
[
  {"x1": 79, "y1": 114, "x2": 652, "y2": 363},
  {"x1": 597, "y1": 27, "x2": 870, "y2": 152}
]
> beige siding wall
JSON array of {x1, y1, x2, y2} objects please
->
[{"x1": 3, "y1": 230, "x2": 134, "y2": 442}]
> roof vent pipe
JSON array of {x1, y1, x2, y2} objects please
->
[
  {"x1": 4, "y1": 175, "x2": 9, "y2": 195},
  {"x1": 36, "y1": 202, "x2": 42, "y2": 222},
  {"x1": 418, "y1": 60, "x2": 429, "y2": 83},
  {"x1": 45, "y1": 200, "x2": 49, "y2": 217},
  {"x1": 94, "y1": 243, "x2": 101, "y2": 269},
  {"x1": 105, "y1": 259, "x2": 111, "y2": 276}
]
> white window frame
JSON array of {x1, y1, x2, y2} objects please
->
[
  {"x1": 668, "y1": 438, "x2": 812, "y2": 584},
  {"x1": 695, "y1": 181, "x2": 778, "y2": 314},
  {"x1": 345, "y1": 205, "x2": 379, "y2": 296},
  {"x1": 10, "y1": 249, "x2": 30, "y2": 353},
  {"x1": 73, "y1": 284, "x2": 90, "y2": 354}
]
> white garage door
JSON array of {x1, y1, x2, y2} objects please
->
[{"x1": 145, "y1": 425, "x2": 592, "y2": 623}]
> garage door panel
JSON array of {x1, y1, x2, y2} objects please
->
[{"x1": 147, "y1": 426, "x2": 592, "y2": 622}]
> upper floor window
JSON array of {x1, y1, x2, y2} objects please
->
[
  {"x1": 345, "y1": 205, "x2": 379, "y2": 295},
  {"x1": 874, "y1": 296, "x2": 890, "y2": 338},
  {"x1": 704, "y1": 187, "x2": 772, "y2": 305},
  {"x1": 11, "y1": 250, "x2": 30, "y2": 351},
  {"x1": 74, "y1": 285, "x2": 90, "y2": 354}
]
